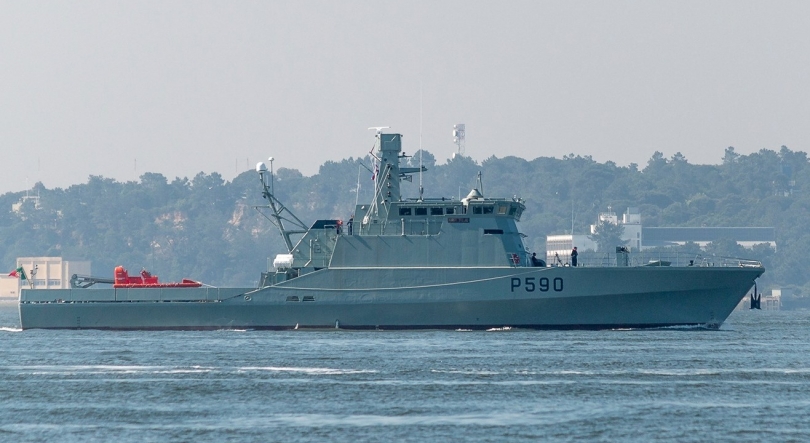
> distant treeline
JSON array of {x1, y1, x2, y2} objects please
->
[{"x1": 0, "y1": 146, "x2": 805, "y2": 297}]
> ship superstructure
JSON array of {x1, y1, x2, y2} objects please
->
[{"x1": 261, "y1": 131, "x2": 528, "y2": 283}]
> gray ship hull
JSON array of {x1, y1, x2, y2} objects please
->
[{"x1": 19, "y1": 266, "x2": 762, "y2": 330}]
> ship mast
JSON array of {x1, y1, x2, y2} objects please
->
[
  {"x1": 256, "y1": 158, "x2": 308, "y2": 252},
  {"x1": 362, "y1": 128, "x2": 426, "y2": 233}
]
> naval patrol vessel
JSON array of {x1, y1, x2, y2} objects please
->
[{"x1": 18, "y1": 130, "x2": 764, "y2": 330}]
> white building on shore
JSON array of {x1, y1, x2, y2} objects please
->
[
  {"x1": 0, "y1": 257, "x2": 91, "y2": 300},
  {"x1": 546, "y1": 207, "x2": 775, "y2": 264}
]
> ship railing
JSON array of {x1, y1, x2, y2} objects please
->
[{"x1": 552, "y1": 251, "x2": 762, "y2": 268}]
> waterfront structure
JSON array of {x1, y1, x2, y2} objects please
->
[
  {"x1": 547, "y1": 207, "x2": 775, "y2": 259},
  {"x1": 2, "y1": 257, "x2": 90, "y2": 300}
]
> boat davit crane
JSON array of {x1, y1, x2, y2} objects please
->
[{"x1": 255, "y1": 158, "x2": 308, "y2": 252}]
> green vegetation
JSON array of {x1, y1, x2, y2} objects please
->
[
  {"x1": 589, "y1": 220, "x2": 627, "y2": 252},
  {"x1": 0, "y1": 146, "x2": 803, "y2": 298}
]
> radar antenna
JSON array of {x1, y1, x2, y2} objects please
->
[{"x1": 368, "y1": 126, "x2": 390, "y2": 136}]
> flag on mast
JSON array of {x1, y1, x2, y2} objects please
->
[{"x1": 8, "y1": 267, "x2": 27, "y2": 280}]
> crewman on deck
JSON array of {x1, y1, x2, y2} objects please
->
[{"x1": 531, "y1": 252, "x2": 546, "y2": 267}]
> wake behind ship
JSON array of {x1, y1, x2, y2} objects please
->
[{"x1": 18, "y1": 129, "x2": 764, "y2": 330}]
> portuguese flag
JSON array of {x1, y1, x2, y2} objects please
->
[{"x1": 8, "y1": 267, "x2": 27, "y2": 280}]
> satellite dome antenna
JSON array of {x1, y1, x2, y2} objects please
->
[{"x1": 452, "y1": 124, "x2": 465, "y2": 158}]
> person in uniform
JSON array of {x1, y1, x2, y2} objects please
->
[
  {"x1": 531, "y1": 252, "x2": 545, "y2": 267},
  {"x1": 571, "y1": 246, "x2": 578, "y2": 267}
]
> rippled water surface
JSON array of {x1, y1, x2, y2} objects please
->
[{"x1": 1, "y1": 303, "x2": 809, "y2": 442}]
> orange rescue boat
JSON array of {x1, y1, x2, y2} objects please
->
[{"x1": 113, "y1": 266, "x2": 202, "y2": 289}]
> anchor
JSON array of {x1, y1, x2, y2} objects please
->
[{"x1": 750, "y1": 281, "x2": 761, "y2": 310}]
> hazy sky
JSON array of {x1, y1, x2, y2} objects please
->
[{"x1": 2, "y1": 1, "x2": 809, "y2": 194}]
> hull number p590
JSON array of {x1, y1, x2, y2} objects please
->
[{"x1": 511, "y1": 277, "x2": 563, "y2": 292}]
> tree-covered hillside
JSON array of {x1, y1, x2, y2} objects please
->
[{"x1": 0, "y1": 146, "x2": 805, "y2": 298}]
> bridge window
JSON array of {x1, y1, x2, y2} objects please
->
[
  {"x1": 399, "y1": 208, "x2": 412, "y2": 216},
  {"x1": 509, "y1": 207, "x2": 517, "y2": 216},
  {"x1": 472, "y1": 206, "x2": 482, "y2": 214},
  {"x1": 483, "y1": 206, "x2": 494, "y2": 214},
  {"x1": 446, "y1": 207, "x2": 456, "y2": 215},
  {"x1": 430, "y1": 207, "x2": 443, "y2": 216},
  {"x1": 415, "y1": 207, "x2": 427, "y2": 216},
  {"x1": 498, "y1": 206, "x2": 507, "y2": 215}
]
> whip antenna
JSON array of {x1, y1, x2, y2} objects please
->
[{"x1": 419, "y1": 83, "x2": 424, "y2": 201}]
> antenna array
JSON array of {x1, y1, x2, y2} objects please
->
[{"x1": 452, "y1": 124, "x2": 465, "y2": 157}]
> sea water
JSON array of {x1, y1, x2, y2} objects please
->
[{"x1": 1, "y1": 302, "x2": 809, "y2": 442}]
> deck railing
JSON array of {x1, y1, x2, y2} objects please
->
[{"x1": 545, "y1": 251, "x2": 762, "y2": 268}]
